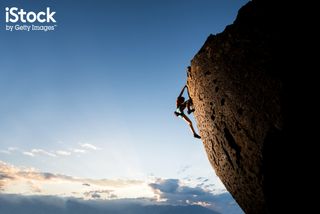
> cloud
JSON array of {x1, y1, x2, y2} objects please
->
[
  {"x1": 1, "y1": 143, "x2": 100, "y2": 159},
  {"x1": 22, "y1": 152, "x2": 35, "y2": 157},
  {"x1": 72, "y1": 149, "x2": 86, "y2": 153},
  {"x1": 79, "y1": 143, "x2": 100, "y2": 150},
  {"x1": 0, "y1": 161, "x2": 243, "y2": 214},
  {"x1": 149, "y1": 178, "x2": 213, "y2": 205},
  {"x1": 22, "y1": 149, "x2": 73, "y2": 157},
  {"x1": 91, "y1": 192, "x2": 101, "y2": 199},
  {"x1": 2, "y1": 147, "x2": 63, "y2": 158},
  {"x1": 31, "y1": 149, "x2": 56, "y2": 157},
  {"x1": 8, "y1": 147, "x2": 18, "y2": 151},
  {"x1": 84, "y1": 190, "x2": 115, "y2": 199},
  {"x1": 0, "y1": 161, "x2": 148, "y2": 200},
  {"x1": 21, "y1": 149, "x2": 57, "y2": 157},
  {"x1": 149, "y1": 179, "x2": 179, "y2": 194},
  {"x1": 0, "y1": 194, "x2": 220, "y2": 214},
  {"x1": 56, "y1": 150, "x2": 71, "y2": 156},
  {"x1": 149, "y1": 178, "x2": 244, "y2": 214},
  {"x1": 0, "y1": 150, "x2": 11, "y2": 154},
  {"x1": 0, "y1": 147, "x2": 19, "y2": 155},
  {"x1": 0, "y1": 161, "x2": 142, "y2": 187}
]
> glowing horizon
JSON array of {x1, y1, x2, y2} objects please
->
[{"x1": 0, "y1": 160, "x2": 227, "y2": 210}]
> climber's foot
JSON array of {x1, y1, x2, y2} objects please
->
[
  {"x1": 194, "y1": 134, "x2": 201, "y2": 139},
  {"x1": 187, "y1": 109, "x2": 195, "y2": 114}
]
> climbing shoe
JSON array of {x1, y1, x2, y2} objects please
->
[
  {"x1": 187, "y1": 109, "x2": 195, "y2": 114},
  {"x1": 194, "y1": 134, "x2": 201, "y2": 139}
]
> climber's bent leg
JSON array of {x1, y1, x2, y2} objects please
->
[{"x1": 186, "y1": 100, "x2": 195, "y2": 114}]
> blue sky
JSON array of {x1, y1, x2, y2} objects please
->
[{"x1": 0, "y1": 0, "x2": 247, "y2": 213}]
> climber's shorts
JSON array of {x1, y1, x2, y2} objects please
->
[{"x1": 175, "y1": 108, "x2": 184, "y2": 118}]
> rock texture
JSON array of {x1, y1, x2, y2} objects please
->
[{"x1": 187, "y1": 0, "x2": 288, "y2": 213}]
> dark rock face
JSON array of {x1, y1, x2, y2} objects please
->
[{"x1": 187, "y1": 0, "x2": 288, "y2": 213}]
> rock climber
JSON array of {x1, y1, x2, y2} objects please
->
[{"x1": 174, "y1": 83, "x2": 201, "y2": 139}]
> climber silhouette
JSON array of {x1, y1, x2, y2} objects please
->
[{"x1": 174, "y1": 84, "x2": 201, "y2": 139}]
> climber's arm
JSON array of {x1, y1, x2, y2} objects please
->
[{"x1": 178, "y1": 85, "x2": 187, "y2": 98}]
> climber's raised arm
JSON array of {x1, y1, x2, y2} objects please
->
[{"x1": 178, "y1": 85, "x2": 187, "y2": 98}]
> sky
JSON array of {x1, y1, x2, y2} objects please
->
[{"x1": 0, "y1": 0, "x2": 248, "y2": 213}]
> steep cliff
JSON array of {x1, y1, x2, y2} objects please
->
[{"x1": 187, "y1": 0, "x2": 287, "y2": 213}]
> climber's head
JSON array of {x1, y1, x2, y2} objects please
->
[{"x1": 176, "y1": 96, "x2": 185, "y2": 107}]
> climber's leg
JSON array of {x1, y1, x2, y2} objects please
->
[
  {"x1": 182, "y1": 114, "x2": 201, "y2": 139},
  {"x1": 186, "y1": 100, "x2": 195, "y2": 114}
]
